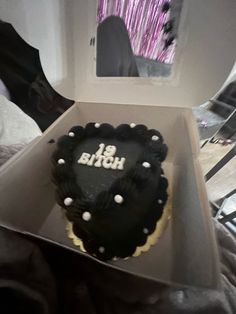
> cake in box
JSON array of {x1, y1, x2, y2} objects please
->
[{"x1": 51, "y1": 122, "x2": 170, "y2": 260}]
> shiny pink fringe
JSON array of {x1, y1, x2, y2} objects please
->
[{"x1": 97, "y1": 0, "x2": 176, "y2": 64}]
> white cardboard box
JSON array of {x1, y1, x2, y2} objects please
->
[
  {"x1": 1, "y1": 0, "x2": 235, "y2": 291},
  {"x1": 0, "y1": 101, "x2": 220, "y2": 289}
]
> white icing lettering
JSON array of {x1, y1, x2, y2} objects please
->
[
  {"x1": 102, "y1": 156, "x2": 114, "y2": 169},
  {"x1": 95, "y1": 143, "x2": 105, "y2": 156},
  {"x1": 77, "y1": 144, "x2": 126, "y2": 170},
  {"x1": 94, "y1": 155, "x2": 105, "y2": 167},
  {"x1": 87, "y1": 154, "x2": 96, "y2": 166},
  {"x1": 78, "y1": 153, "x2": 90, "y2": 164},
  {"x1": 104, "y1": 145, "x2": 116, "y2": 157},
  {"x1": 111, "y1": 157, "x2": 126, "y2": 170}
]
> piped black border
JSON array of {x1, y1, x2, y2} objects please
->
[{"x1": 52, "y1": 123, "x2": 168, "y2": 260}]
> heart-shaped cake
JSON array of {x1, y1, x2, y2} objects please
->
[{"x1": 52, "y1": 122, "x2": 169, "y2": 260}]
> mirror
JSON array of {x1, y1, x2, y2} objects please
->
[{"x1": 96, "y1": 0, "x2": 182, "y2": 77}]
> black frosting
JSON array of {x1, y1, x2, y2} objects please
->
[{"x1": 52, "y1": 123, "x2": 168, "y2": 260}]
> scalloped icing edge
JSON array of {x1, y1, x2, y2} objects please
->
[{"x1": 65, "y1": 192, "x2": 172, "y2": 260}]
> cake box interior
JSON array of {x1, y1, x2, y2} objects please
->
[
  {"x1": 2, "y1": 0, "x2": 236, "y2": 293},
  {"x1": 0, "y1": 101, "x2": 220, "y2": 289}
]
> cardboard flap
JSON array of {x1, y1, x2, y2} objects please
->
[{"x1": 1, "y1": 0, "x2": 236, "y2": 105}]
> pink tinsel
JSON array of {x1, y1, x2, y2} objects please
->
[{"x1": 97, "y1": 0, "x2": 176, "y2": 64}]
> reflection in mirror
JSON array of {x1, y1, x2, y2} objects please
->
[{"x1": 96, "y1": 0, "x2": 182, "y2": 77}]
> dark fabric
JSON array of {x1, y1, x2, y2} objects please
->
[
  {"x1": 0, "y1": 227, "x2": 56, "y2": 314},
  {"x1": 96, "y1": 16, "x2": 139, "y2": 77},
  {"x1": 0, "y1": 21, "x2": 73, "y2": 131},
  {"x1": 0, "y1": 219, "x2": 235, "y2": 314},
  {"x1": 36, "y1": 219, "x2": 236, "y2": 314}
]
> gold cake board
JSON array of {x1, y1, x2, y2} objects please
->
[{"x1": 66, "y1": 195, "x2": 172, "y2": 259}]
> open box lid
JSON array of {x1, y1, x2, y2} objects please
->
[{"x1": 0, "y1": 0, "x2": 236, "y2": 106}]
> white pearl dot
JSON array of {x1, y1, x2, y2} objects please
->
[
  {"x1": 64, "y1": 197, "x2": 73, "y2": 206},
  {"x1": 143, "y1": 228, "x2": 149, "y2": 234},
  {"x1": 57, "y1": 158, "x2": 65, "y2": 164},
  {"x1": 94, "y1": 123, "x2": 100, "y2": 128},
  {"x1": 68, "y1": 132, "x2": 75, "y2": 137},
  {"x1": 152, "y1": 135, "x2": 159, "y2": 141},
  {"x1": 98, "y1": 246, "x2": 105, "y2": 253},
  {"x1": 158, "y1": 199, "x2": 163, "y2": 204},
  {"x1": 114, "y1": 194, "x2": 124, "y2": 204},
  {"x1": 82, "y1": 211, "x2": 92, "y2": 221},
  {"x1": 130, "y1": 123, "x2": 136, "y2": 128},
  {"x1": 142, "y1": 162, "x2": 151, "y2": 168}
]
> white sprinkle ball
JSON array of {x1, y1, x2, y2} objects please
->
[
  {"x1": 130, "y1": 123, "x2": 136, "y2": 128},
  {"x1": 158, "y1": 199, "x2": 163, "y2": 204},
  {"x1": 64, "y1": 197, "x2": 73, "y2": 206},
  {"x1": 68, "y1": 132, "x2": 75, "y2": 137},
  {"x1": 143, "y1": 228, "x2": 149, "y2": 234},
  {"x1": 152, "y1": 135, "x2": 159, "y2": 141},
  {"x1": 114, "y1": 194, "x2": 124, "y2": 204},
  {"x1": 98, "y1": 246, "x2": 105, "y2": 253},
  {"x1": 95, "y1": 123, "x2": 100, "y2": 128},
  {"x1": 57, "y1": 159, "x2": 65, "y2": 164},
  {"x1": 142, "y1": 162, "x2": 151, "y2": 168},
  {"x1": 82, "y1": 211, "x2": 92, "y2": 221}
]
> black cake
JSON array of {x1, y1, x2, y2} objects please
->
[{"x1": 52, "y1": 122, "x2": 168, "y2": 260}]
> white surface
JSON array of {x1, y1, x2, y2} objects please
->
[{"x1": 0, "y1": 95, "x2": 41, "y2": 145}]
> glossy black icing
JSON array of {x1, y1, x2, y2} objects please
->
[{"x1": 52, "y1": 123, "x2": 168, "y2": 260}]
